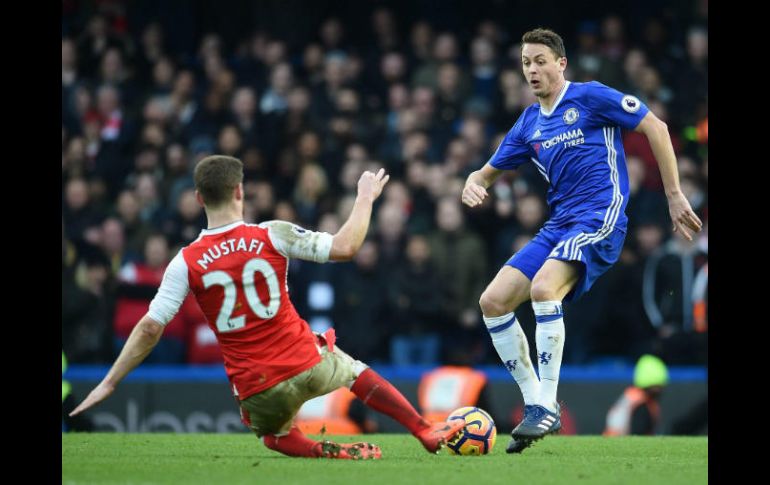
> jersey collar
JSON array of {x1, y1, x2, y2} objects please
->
[
  {"x1": 200, "y1": 220, "x2": 245, "y2": 236},
  {"x1": 539, "y1": 81, "x2": 572, "y2": 116}
]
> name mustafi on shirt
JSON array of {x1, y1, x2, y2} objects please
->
[{"x1": 197, "y1": 238, "x2": 265, "y2": 270}]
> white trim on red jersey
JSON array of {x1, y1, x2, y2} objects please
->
[
  {"x1": 146, "y1": 219, "x2": 332, "y2": 327},
  {"x1": 200, "y1": 220, "x2": 246, "y2": 236},
  {"x1": 257, "y1": 220, "x2": 333, "y2": 263},
  {"x1": 147, "y1": 251, "x2": 190, "y2": 326}
]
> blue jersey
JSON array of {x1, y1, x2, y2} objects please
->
[{"x1": 488, "y1": 81, "x2": 649, "y2": 232}]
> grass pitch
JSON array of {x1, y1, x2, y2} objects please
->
[{"x1": 63, "y1": 433, "x2": 707, "y2": 485}]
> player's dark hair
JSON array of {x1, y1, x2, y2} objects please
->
[
  {"x1": 194, "y1": 155, "x2": 244, "y2": 208},
  {"x1": 522, "y1": 28, "x2": 566, "y2": 59}
]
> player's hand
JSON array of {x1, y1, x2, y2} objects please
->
[
  {"x1": 69, "y1": 381, "x2": 115, "y2": 417},
  {"x1": 357, "y1": 168, "x2": 390, "y2": 202},
  {"x1": 667, "y1": 192, "x2": 703, "y2": 241},
  {"x1": 462, "y1": 182, "x2": 488, "y2": 207}
]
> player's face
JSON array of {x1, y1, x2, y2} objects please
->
[{"x1": 521, "y1": 43, "x2": 566, "y2": 98}]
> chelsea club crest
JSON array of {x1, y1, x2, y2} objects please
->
[{"x1": 563, "y1": 108, "x2": 579, "y2": 125}]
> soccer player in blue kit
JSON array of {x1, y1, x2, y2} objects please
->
[{"x1": 461, "y1": 28, "x2": 702, "y2": 453}]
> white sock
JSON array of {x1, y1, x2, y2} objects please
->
[
  {"x1": 483, "y1": 312, "x2": 540, "y2": 404},
  {"x1": 532, "y1": 301, "x2": 565, "y2": 414}
]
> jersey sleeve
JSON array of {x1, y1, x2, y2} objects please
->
[
  {"x1": 487, "y1": 114, "x2": 530, "y2": 170},
  {"x1": 259, "y1": 220, "x2": 333, "y2": 263},
  {"x1": 586, "y1": 81, "x2": 649, "y2": 130},
  {"x1": 147, "y1": 250, "x2": 190, "y2": 326}
]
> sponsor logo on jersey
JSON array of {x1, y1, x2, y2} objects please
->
[{"x1": 542, "y1": 128, "x2": 585, "y2": 149}]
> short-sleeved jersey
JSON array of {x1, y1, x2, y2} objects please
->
[
  {"x1": 488, "y1": 81, "x2": 649, "y2": 232},
  {"x1": 146, "y1": 220, "x2": 334, "y2": 400}
]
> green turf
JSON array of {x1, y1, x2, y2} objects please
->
[{"x1": 63, "y1": 433, "x2": 707, "y2": 485}]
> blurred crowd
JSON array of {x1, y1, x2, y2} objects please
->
[{"x1": 62, "y1": 0, "x2": 707, "y2": 367}]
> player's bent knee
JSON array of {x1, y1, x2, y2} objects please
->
[
  {"x1": 351, "y1": 359, "x2": 369, "y2": 379},
  {"x1": 530, "y1": 280, "x2": 558, "y2": 302},
  {"x1": 333, "y1": 346, "x2": 370, "y2": 387},
  {"x1": 479, "y1": 291, "x2": 508, "y2": 317}
]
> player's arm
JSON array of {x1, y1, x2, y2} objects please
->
[
  {"x1": 69, "y1": 252, "x2": 190, "y2": 417},
  {"x1": 635, "y1": 111, "x2": 703, "y2": 240},
  {"x1": 263, "y1": 169, "x2": 389, "y2": 263},
  {"x1": 463, "y1": 117, "x2": 529, "y2": 208},
  {"x1": 587, "y1": 81, "x2": 702, "y2": 239},
  {"x1": 329, "y1": 168, "x2": 389, "y2": 261},
  {"x1": 69, "y1": 315, "x2": 164, "y2": 417},
  {"x1": 462, "y1": 163, "x2": 503, "y2": 207}
]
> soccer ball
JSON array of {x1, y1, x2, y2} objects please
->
[{"x1": 445, "y1": 406, "x2": 497, "y2": 455}]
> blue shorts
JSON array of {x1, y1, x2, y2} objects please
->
[{"x1": 506, "y1": 217, "x2": 627, "y2": 302}]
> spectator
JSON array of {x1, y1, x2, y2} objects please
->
[
  {"x1": 604, "y1": 355, "x2": 669, "y2": 436},
  {"x1": 388, "y1": 235, "x2": 443, "y2": 366},
  {"x1": 62, "y1": 7, "x2": 708, "y2": 367}
]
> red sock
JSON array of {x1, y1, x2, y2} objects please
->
[
  {"x1": 351, "y1": 368, "x2": 430, "y2": 435},
  {"x1": 263, "y1": 425, "x2": 321, "y2": 457}
]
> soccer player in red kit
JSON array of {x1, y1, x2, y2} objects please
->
[{"x1": 70, "y1": 155, "x2": 464, "y2": 459}]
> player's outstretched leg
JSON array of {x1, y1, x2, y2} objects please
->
[
  {"x1": 263, "y1": 425, "x2": 382, "y2": 459},
  {"x1": 414, "y1": 420, "x2": 467, "y2": 453},
  {"x1": 351, "y1": 368, "x2": 464, "y2": 453}
]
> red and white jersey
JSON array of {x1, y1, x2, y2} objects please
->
[{"x1": 147, "y1": 220, "x2": 334, "y2": 399}]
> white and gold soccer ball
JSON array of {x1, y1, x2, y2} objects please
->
[{"x1": 445, "y1": 406, "x2": 497, "y2": 455}]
